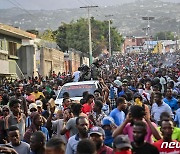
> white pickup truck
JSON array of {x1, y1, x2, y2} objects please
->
[{"x1": 55, "y1": 80, "x2": 101, "y2": 109}]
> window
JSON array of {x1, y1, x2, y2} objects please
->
[
  {"x1": 8, "y1": 42, "x2": 17, "y2": 56},
  {"x1": 132, "y1": 39, "x2": 135, "y2": 42}
]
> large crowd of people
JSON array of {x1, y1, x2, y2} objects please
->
[{"x1": 0, "y1": 52, "x2": 180, "y2": 154}]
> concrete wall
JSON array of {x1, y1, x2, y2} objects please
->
[
  {"x1": 0, "y1": 34, "x2": 22, "y2": 78},
  {"x1": 0, "y1": 59, "x2": 9, "y2": 74},
  {"x1": 18, "y1": 45, "x2": 35, "y2": 78},
  {"x1": 81, "y1": 57, "x2": 89, "y2": 66},
  {"x1": 40, "y1": 47, "x2": 64, "y2": 77},
  {"x1": 69, "y1": 51, "x2": 81, "y2": 73},
  {"x1": 0, "y1": 49, "x2": 9, "y2": 74}
]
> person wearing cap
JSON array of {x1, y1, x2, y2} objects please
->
[
  {"x1": 36, "y1": 100, "x2": 43, "y2": 114},
  {"x1": 113, "y1": 135, "x2": 132, "y2": 154},
  {"x1": 26, "y1": 103, "x2": 38, "y2": 129},
  {"x1": 29, "y1": 103, "x2": 38, "y2": 113},
  {"x1": 108, "y1": 78, "x2": 122, "y2": 110},
  {"x1": 118, "y1": 80, "x2": 133, "y2": 102},
  {"x1": 89, "y1": 126, "x2": 113, "y2": 154}
]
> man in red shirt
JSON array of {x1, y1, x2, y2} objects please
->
[
  {"x1": 82, "y1": 94, "x2": 94, "y2": 115},
  {"x1": 153, "y1": 119, "x2": 180, "y2": 154}
]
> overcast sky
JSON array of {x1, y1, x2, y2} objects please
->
[{"x1": 0, "y1": 0, "x2": 179, "y2": 10}]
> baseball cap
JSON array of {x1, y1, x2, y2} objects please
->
[
  {"x1": 2, "y1": 105, "x2": 9, "y2": 111},
  {"x1": 113, "y1": 135, "x2": 132, "y2": 149},
  {"x1": 89, "y1": 126, "x2": 105, "y2": 136},
  {"x1": 29, "y1": 103, "x2": 37, "y2": 111},
  {"x1": 122, "y1": 79, "x2": 128, "y2": 84},
  {"x1": 114, "y1": 80, "x2": 122, "y2": 87},
  {"x1": 36, "y1": 100, "x2": 43, "y2": 107}
]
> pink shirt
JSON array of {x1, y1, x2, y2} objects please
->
[{"x1": 123, "y1": 121, "x2": 157, "y2": 144}]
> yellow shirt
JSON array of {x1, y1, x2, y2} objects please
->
[
  {"x1": 31, "y1": 92, "x2": 45, "y2": 100},
  {"x1": 153, "y1": 126, "x2": 180, "y2": 142}
]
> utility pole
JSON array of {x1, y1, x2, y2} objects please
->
[
  {"x1": 142, "y1": 17, "x2": 154, "y2": 53},
  {"x1": 105, "y1": 15, "x2": 113, "y2": 56},
  {"x1": 80, "y1": 6, "x2": 98, "y2": 65},
  {"x1": 142, "y1": 27, "x2": 148, "y2": 52}
]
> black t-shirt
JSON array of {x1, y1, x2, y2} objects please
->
[{"x1": 131, "y1": 142, "x2": 159, "y2": 154}]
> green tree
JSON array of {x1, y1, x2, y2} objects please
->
[
  {"x1": 40, "y1": 29, "x2": 56, "y2": 42},
  {"x1": 155, "y1": 31, "x2": 175, "y2": 40},
  {"x1": 55, "y1": 17, "x2": 123, "y2": 56}
]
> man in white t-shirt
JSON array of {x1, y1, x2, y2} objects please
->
[{"x1": 73, "y1": 68, "x2": 81, "y2": 82}]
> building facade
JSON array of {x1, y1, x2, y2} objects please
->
[{"x1": 0, "y1": 23, "x2": 36, "y2": 81}]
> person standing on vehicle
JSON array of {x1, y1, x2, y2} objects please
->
[{"x1": 91, "y1": 58, "x2": 103, "y2": 80}]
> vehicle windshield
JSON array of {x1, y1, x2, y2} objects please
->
[{"x1": 57, "y1": 84, "x2": 96, "y2": 99}]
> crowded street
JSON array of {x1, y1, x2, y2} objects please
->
[
  {"x1": 0, "y1": 0, "x2": 180, "y2": 153},
  {"x1": 0, "y1": 51, "x2": 180, "y2": 154}
]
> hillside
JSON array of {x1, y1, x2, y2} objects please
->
[{"x1": 0, "y1": 0, "x2": 179, "y2": 36}]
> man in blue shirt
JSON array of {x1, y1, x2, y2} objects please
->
[
  {"x1": 163, "y1": 88, "x2": 178, "y2": 112},
  {"x1": 110, "y1": 97, "x2": 127, "y2": 126},
  {"x1": 151, "y1": 91, "x2": 173, "y2": 124}
]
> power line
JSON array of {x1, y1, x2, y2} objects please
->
[
  {"x1": 84, "y1": 0, "x2": 93, "y2": 6},
  {"x1": 6, "y1": 0, "x2": 35, "y2": 17},
  {"x1": 13, "y1": 0, "x2": 26, "y2": 9},
  {"x1": 77, "y1": 0, "x2": 88, "y2": 6},
  {"x1": 85, "y1": 0, "x2": 105, "y2": 17}
]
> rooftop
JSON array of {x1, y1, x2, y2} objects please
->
[{"x1": 0, "y1": 23, "x2": 36, "y2": 39}]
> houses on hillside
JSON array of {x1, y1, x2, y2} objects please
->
[{"x1": 122, "y1": 36, "x2": 179, "y2": 54}]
